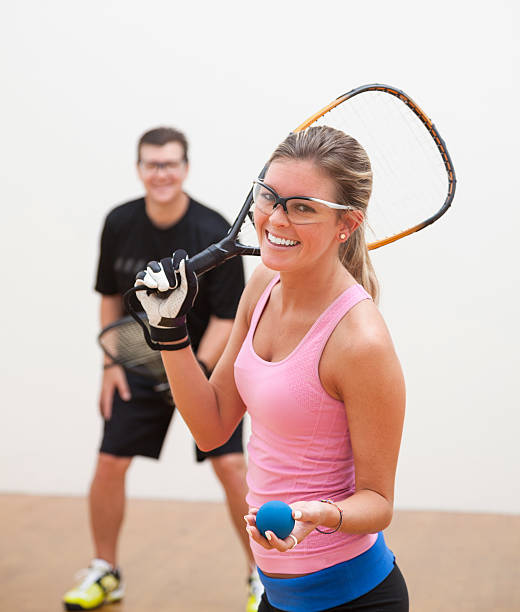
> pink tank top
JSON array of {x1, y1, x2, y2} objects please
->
[{"x1": 234, "y1": 274, "x2": 378, "y2": 574}]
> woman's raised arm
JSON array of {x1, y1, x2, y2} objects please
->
[{"x1": 136, "y1": 252, "x2": 274, "y2": 451}]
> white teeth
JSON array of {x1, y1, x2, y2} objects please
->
[{"x1": 267, "y1": 231, "x2": 299, "y2": 246}]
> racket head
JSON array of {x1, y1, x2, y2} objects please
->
[
  {"x1": 123, "y1": 84, "x2": 456, "y2": 350},
  {"x1": 197, "y1": 83, "x2": 455, "y2": 269},
  {"x1": 292, "y1": 84, "x2": 456, "y2": 249},
  {"x1": 98, "y1": 313, "x2": 167, "y2": 382},
  {"x1": 129, "y1": 83, "x2": 456, "y2": 308}
]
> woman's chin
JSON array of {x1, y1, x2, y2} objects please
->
[{"x1": 260, "y1": 249, "x2": 298, "y2": 272}]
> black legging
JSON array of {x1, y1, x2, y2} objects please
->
[{"x1": 258, "y1": 564, "x2": 409, "y2": 612}]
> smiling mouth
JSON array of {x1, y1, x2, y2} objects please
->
[{"x1": 266, "y1": 231, "x2": 300, "y2": 247}]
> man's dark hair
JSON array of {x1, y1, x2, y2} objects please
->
[{"x1": 137, "y1": 127, "x2": 189, "y2": 162}]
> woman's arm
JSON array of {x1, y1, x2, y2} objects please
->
[
  {"x1": 195, "y1": 316, "x2": 233, "y2": 372},
  {"x1": 160, "y1": 264, "x2": 275, "y2": 451},
  {"x1": 320, "y1": 306, "x2": 406, "y2": 533}
]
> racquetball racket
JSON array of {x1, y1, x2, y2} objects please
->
[
  {"x1": 121, "y1": 83, "x2": 456, "y2": 349},
  {"x1": 98, "y1": 313, "x2": 167, "y2": 384}
]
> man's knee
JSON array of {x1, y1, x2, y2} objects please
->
[
  {"x1": 94, "y1": 452, "x2": 132, "y2": 483},
  {"x1": 210, "y1": 452, "x2": 246, "y2": 488}
]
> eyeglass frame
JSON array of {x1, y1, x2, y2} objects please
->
[
  {"x1": 138, "y1": 159, "x2": 186, "y2": 173},
  {"x1": 252, "y1": 180, "x2": 355, "y2": 219}
]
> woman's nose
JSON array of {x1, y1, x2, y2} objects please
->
[{"x1": 269, "y1": 203, "x2": 290, "y2": 226}]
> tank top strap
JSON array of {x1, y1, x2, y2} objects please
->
[{"x1": 302, "y1": 284, "x2": 372, "y2": 360}]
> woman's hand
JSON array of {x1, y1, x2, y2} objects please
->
[
  {"x1": 244, "y1": 501, "x2": 328, "y2": 552},
  {"x1": 134, "y1": 250, "x2": 198, "y2": 344}
]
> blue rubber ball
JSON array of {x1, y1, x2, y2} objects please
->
[{"x1": 256, "y1": 500, "x2": 295, "y2": 540}]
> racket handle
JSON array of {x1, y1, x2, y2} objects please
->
[
  {"x1": 125, "y1": 240, "x2": 239, "y2": 310},
  {"x1": 189, "y1": 182, "x2": 263, "y2": 275},
  {"x1": 189, "y1": 243, "x2": 233, "y2": 276}
]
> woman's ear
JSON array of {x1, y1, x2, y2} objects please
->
[{"x1": 338, "y1": 209, "x2": 364, "y2": 241}]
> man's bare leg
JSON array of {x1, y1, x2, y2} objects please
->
[
  {"x1": 210, "y1": 453, "x2": 255, "y2": 569},
  {"x1": 89, "y1": 452, "x2": 132, "y2": 566}
]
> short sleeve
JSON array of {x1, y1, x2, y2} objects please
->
[
  {"x1": 94, "y1": 216, "x2": 118, "y2": 295},
  {"x1": 205, "y1": 254, "x2": 245, "y2": 319}
]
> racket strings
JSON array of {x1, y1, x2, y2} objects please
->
[
  {"x1": 348, "y1": 99, "x2": 396, "y2": 236},
  {"x1": 362, "y1": 97, "x2": 445, "y2": 223},
  {"x1": 99, "y1": 319, "x2": 166, "y2": 381},
  {"x1": 237, "y1": 207, "x2": 260, "y2": 251},
  {"x1": 187, "y1": 86, "x2": 454, "y2": 270},
  {"x1": 311, "y1": 91, "x2": 450, "y2": 245}
]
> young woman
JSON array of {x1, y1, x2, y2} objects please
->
[{"x1": 135, "y1": 126, "x2": 409, "y2": 611}]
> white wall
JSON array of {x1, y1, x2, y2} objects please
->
[{"x1": 1, "y1": 0, "x2": 518, "y2": 514}]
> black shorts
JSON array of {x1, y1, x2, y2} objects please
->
[{"x1": 99, "y1": 371, "x2": 243, "y2": 461}]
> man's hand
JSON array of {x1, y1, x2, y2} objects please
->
[{"x1": 99, "y1": 365, "x2": 131, "y2": 420}]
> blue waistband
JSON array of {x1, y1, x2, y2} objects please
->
[{"x1": 258, "y1": 532, "x2": 395, "y2": 612}]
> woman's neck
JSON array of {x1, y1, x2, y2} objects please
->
[{"x1": 277, "y1": 261, "x2": 356, "y2": 314}]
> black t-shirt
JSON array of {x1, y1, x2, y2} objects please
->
[{"x1": 95, "y1": 197, "x2": 245, "y2": 351}]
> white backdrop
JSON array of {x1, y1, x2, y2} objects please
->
[{"x1": 1, "y1": 0, "x2": 518, "y2": 514}]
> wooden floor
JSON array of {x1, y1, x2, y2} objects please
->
[{"x1": 1, "y1": 495, "x2": 518, "y2": 612}]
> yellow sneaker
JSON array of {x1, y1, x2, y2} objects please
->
[
  {"x1": 246, "y1": 567, "x2": 264, "y2": 612},
  {"x1": 63, "y1": 559, "x2": 124, "y2": 610}
]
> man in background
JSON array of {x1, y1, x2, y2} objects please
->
[{"x1": 63, "y1": 127, "x2": 262, "y2": 612}]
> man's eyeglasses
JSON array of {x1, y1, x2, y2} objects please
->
[
  {"x1": 139, "y1": 159, "x2": 186, "y2": 174},
  {"x1": 252, "y1": 180, "x2": 354, "y2": 225}
]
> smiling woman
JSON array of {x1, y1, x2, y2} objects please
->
[
  {"x1": 251, "y1": 156, "x2": 356, "y2": 277},
  {"x1": 259, "y1": 127, "x2": 378, "y2": 300},
  {"x1": 133, "y1": 125, "x2": 409, "y2": 610}
]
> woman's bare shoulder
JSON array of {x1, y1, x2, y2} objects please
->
[
  {"x1": 345, "y1": 298, "x2": 392, "y2": 343},
  {"x1": 320, "y1": 297, "x2": 404, "y2": 402},
  {"x1": 339, "y1": 300, "x2": 398, "y2": 364}
]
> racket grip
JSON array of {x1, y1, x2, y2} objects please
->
[
  {"x1": 189, "y1": 242, "x2": 235, "y2": 276},
  {"x1": 127, "y1": 244, "x2": 229, "y2": 306}
]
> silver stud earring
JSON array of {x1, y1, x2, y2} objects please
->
[{"x1": 339, "y1": 233, "x2": 346, "y2": 240}]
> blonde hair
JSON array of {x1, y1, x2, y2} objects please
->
[{"x1": 268, "y1": 126, "x2": 379, "y2": 301}]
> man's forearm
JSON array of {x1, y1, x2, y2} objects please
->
[
  {"x1": 196, "y1": 316, "x2": 234, "y2": 371},
  {"x1": 100, "y1": 294, "x2": 125, "y2": 365}
]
